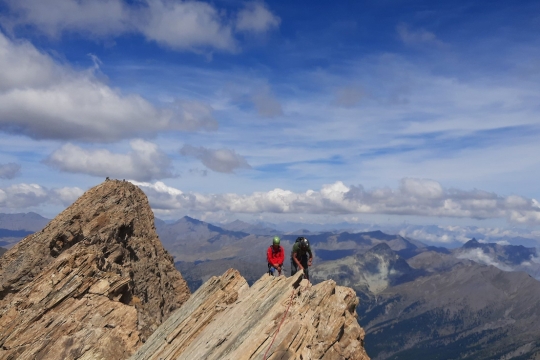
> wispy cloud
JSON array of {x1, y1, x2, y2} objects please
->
[
  {"x1": 333, "y1": 87, "x2": 365, "y2": 107},
  {"x1": 456, "y1": 249, "x2": 513, "y2": 271},
  {"x1": 140, "y1": 0, "x2": 236, "y2": 52},
  {"x1": 2, "y1": 0, "x2": 280, "y2": 52},
  {"x1": 236, "y1": 1, "x2": 281, "y2": 33},
  {"x1": 45, "y1": 140, "x2": 175, "y2": 181},
  {"x1": 0, "y1": 163, "x2": 21, "y2": 179},
  {"x1": 396, "y1": 23, "x2": 445, "y2": 47},
  {"x1": 180, "y1": 145, "x2": 251, "y2": 173},
  {"x1": 251, "y1": 84, "x2": 283, "y2": 117}
]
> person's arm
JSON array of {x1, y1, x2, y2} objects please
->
[
  {"x1": 277, "y1": 246, "x2": 285, "y2": 265},
  {"x1": 293, "y1": 251, "x2": 303, "y2": 269},
  {"x1": 266, "y1": 247, "x2": 272, "y2": 264},
  {"x1": 307, "y1": 248, "x2": 313, "y2": 266}
]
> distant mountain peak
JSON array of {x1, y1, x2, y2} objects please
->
[
  {"x1": 367, "y1": 242, "x2": 393, "y2": 254},
  {"x1": 181, "y1": 215, "x2": 202, "y2": 224},
  {"x1": 463, "y1": 238, "x2": 480, "y2": 248}
]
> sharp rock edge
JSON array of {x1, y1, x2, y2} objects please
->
[{"x1": 131, "y1": 269, "x2": 370, "y2": 360}]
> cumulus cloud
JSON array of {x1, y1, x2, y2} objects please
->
[
  {"x1": 0, "y1": 183, "x2": 83, "y2": 209},
  {"x1": 45, "y1": 140, "x2": 175, "y2": 181},
  {"x1": 1, "y1": 0, "x2": 129, "y2": 38},
  {"x1": 131, "y1": 178, "x2": 540, "y2": 226},
  {"x1": 51, "y1": 187, "x2": 85, "y2": 206},
  {"x1": 397, "y1": 23, "x2": 444, "y2": 47},
  {"x1": 2, "y1": 0, "x2": 280, "y2": 52},
  {"x1": 0, "y1": 163, "x2": 21, "y2": 179},
  {"x1": 251, "y1": 85, "x2": 283, "y2": 117},
  {"x1": 140, "y1": 0, "x2": 236, "y2": 51},
  {"x1": 236, "y1": 2, "x2": 280, "y2": 33},
  {"x1": 0, "y1": 33, "x2": 217, "y2": 141},
  {"x1": 0, "y1": 183, "x2": 49, "y2": 208},
  {"x1": 130, "y1": 181, "x2": 184, "y2": 210},
  {"x1": 180, "y1": 145, "x2": 251, "y2": 173}
]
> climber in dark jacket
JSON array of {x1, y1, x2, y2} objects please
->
[{"x1": 291, "y1": 237, "x2": 313, "y2": 280}]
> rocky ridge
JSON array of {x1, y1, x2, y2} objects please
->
[
  {"x1": 0, "y1": 179, "x2": 190, "y2": 359},
  {"x1": 132, "y1": 269, "x2": 370, "y2": 360}
]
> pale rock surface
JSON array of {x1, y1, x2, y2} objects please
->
[
  {"x1": 131, "y1": 269, "x2": 370, "y2": 360},
  {"x1": 0, "y1": 179, "x2": 190, "y2": 359}
]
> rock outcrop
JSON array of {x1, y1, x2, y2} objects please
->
[
  {"x1": 0, "y1": 180, "x2": 190, "y2": 359},
  {"x1": 132, "y1": 270, "x2": 370, "y2": 360}
]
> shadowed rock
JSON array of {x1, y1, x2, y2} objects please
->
[
  {"x1": 0, "y1": 180, "x2": 190, "y2": 359},
  {"x1": 131, "y1": 269, "x2": 370, "y2": 360}
]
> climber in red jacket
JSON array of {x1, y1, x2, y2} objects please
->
[{"x1": 267, "y1": 236, "x2": 285, "y2": 276}]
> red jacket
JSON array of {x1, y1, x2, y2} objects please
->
[{"x1": 267, "y1": 245, "x2": 285, "y2": 265}]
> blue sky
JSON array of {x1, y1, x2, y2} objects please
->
[{"x1": 1, "y1": 0, "x2": 540, "y2": 243}]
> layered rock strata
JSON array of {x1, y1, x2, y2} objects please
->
[
  {"x1": 131, "y1": 269, "x2": 370, "y2": 360},
  {"x1": 0, "y1": 180, "x2": 190, "y2": 359}
]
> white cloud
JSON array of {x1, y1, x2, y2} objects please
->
[
  {"x1": 0, "y1": 33, "x2": 217, "y2": 141},
  {"x1": 0, "y1": 163, "x2": 21, "y2": 179},
  {"x1": 132, "y1": 178, "x2": 540, "y2": 225},
  {"x1": 2, "y1": 0, "x2": 280, "y2": 52},
  {"x1": 0, "y1": 183, "x2": 84, "y2": 209},
  {"x1": 0, "y1": 183, "x2": 49, "y2": 208},
  {"x1": 400, "y1": 178, "x2": 444, "y2": 199},
  {"x1": 1, "y1": 0, "x2": 129, "y2": 38},
  {"x1": 180, "y1": 145, "x2": 251, "y2": 173},
  {"x1": 456, "y1": 249, "x2": 513, "y2": 271},
  {"x1": 236, "y1": 2, "x2": 280, "y2": 33},
  {"x1": 51, "y1": 187, "x2": 85, "y2": 206},
  {"x1": 45, "y1": 140, "x2": 175, "y2": 181},
  {"x1": 130, "y1": 180, "x2": 184, "y2": 210},
  {"x1": 140, "y1": 0, "x2": 236, "y2": 51},
  {"x1": 395, "y1": 225, "x2": 529, "y2": 245}
]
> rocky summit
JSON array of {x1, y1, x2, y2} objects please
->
[
  {"x1": 0, "y1": 180, "x2": 190, "y2": 359},
  {"x1": 131, "y1": 269, "x2": 370, "y2": 360}
]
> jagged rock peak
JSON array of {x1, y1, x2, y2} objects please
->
[
  {"x1": 0, "y1": 179, "x2": 190, "y2": 359},
  {"x1": 131, "y1": 269, "x2": 370, "y2": 360}
]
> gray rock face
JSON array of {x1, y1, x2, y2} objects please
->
[
  {"x1": 0, "y1": 180, "x2": 190, "y2": 359},
  {"x1": 359, "y1": 261, "x2": 540, "y2": 360},
  {"x1": 313, "y1": 243, "x2": 425, "y2": 294},
  {"x1": 131, "y1": 269, "x2": 370, "y2": 360}
]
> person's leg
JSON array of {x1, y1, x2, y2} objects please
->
[{"x1": 268, "y1": 263, "x2": 274, "y2": 276}]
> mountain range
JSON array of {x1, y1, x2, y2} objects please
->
[
  {"x1": 312, "y1": 242, "x2": 540, "y2": 359},
  {"x1": 160, "y1": 217, "x2": 540, "y2": 359},
  {"x1": 3, "y1": 210, "x2": 540, "y2": 359}
]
